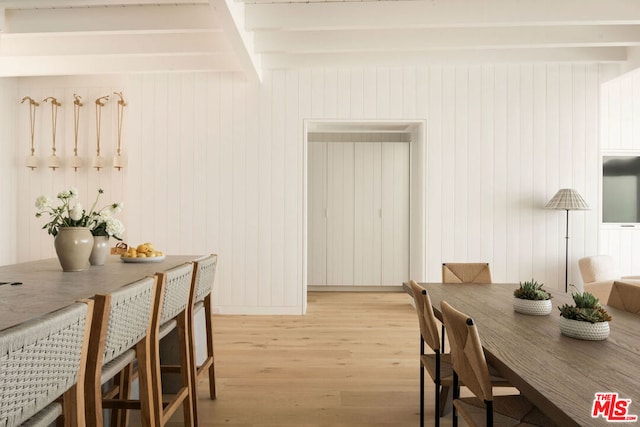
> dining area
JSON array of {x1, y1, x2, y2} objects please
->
[
  {"x1": 3, "y1": 255, "x2": 640, "y2": 426},
  {"x1": 405, "y1": 263, "x2": 640, "y2": 427},
  {"x1": 0, "y1": 254, "x2": 218, "y2": 426}
]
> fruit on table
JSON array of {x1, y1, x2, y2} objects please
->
[{"x1": 121, "y1": 242, "x2": 164, "y2": 258}]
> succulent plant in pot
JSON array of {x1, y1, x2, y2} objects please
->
[
  {"x1": 513, "y1": 279, "x2": 553, "y2": 315},
  {"x1": 558, "y1": 291, "x2": 612, "y2": 340}
]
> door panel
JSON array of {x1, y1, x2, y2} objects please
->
[
  {"x1": 309, "y1": 140, "x2": 409, "y2": 286},
  {"x1": 354, "y1": 143, "x2": 383, "y2": 285},
  {"x1": 307, "y1": 142, "x2": 327, "y2": 286}
]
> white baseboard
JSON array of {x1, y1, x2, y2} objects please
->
[{"x1": 308, "y1": 285, "x2": 405, "y2": 292}]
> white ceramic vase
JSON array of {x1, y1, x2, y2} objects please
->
[
  {"x1": 54, "y1": 227, "x2": 93, "y2": 272},
  {"x1": 89, "y1": 235, "x2": 110, "y2": 266},
  {"x1": 513, "y1": 298, "x2": 552, "y2": 316},
  {"x1": 559, "y1": 317, "x2": 610, "y2": 341}
]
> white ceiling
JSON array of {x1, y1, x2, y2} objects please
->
[{"x1": 1, "y1": 0, "x2": 639, "y2": 78}]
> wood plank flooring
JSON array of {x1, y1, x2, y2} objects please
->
[
  {"x1": 180, "y1": 291, "x2": 451, "y2": 427},
  {"x1": 124, "y1": 291, "x2": 456, "y2": 426}
]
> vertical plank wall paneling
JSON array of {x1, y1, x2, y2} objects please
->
[
  {"x1": 600, "y1": 67, "x2": 640, "y2": 275},
  {"x1": 13, "y1": 76, "x2": 128, "y2": 264},
  {"x1": 6, "y1": 64, "x2": 620, "y2": 314},
  {"x1": 0, "y1": 79, "x2": 18, "y2": 266}
]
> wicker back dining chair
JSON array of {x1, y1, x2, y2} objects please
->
[
  {"x1": 188, "y1": 254, "x2": 218, "y2": 423},
  {"x1": 0, "y1": 300, "x2": 93, "y2": 427},
  {"x1": 409, "y1": 280, "x2": 453, "y2": 427},
  {"x1": 84, "y1": 276, "x2": 158, "y2": 427},
  {"x1": 152, "y1": 262, "x2": 196, "y2": 427},
  {"x1": 440, "y1": 301, "x2": 554, "y2": 427},
  {"x1": 607, "y1": 281, "x2": 640, "y2": 314}
]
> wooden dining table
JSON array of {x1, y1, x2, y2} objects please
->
[
  {"x1": 411, "y1": 282, "x2": 640, "y2": 427},
  {"x1": 0, "y1": 255, "x2": 199, "y2": 332}
]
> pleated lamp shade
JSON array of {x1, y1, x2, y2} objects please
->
[{"x1": 545, "y1": 188, "x2": 590, "y2": 211}]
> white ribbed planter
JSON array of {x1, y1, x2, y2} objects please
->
[
  {"x1": 513, "y1": 298, "x2": 552, "y2": 316},
  {"x1": 559, "y1": 317, "x2": 610, "y2": 341}
]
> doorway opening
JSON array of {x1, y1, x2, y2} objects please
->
[{"x1": 302, "y1": 120, "x2": 427, "y2": 312}]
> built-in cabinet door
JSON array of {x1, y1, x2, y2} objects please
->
[
  {"x1": 353, "y1": 142, "x2": 383, "y2": 285},
  {"x1": 381, "y1": 142, "x2": 410, "y2": 285},
  {"x1": 308, "y1": 141, "x2": 409, "y2": 286},
  {"x1": 308, "y1": 142, "x2": 327, "y2": 286}
]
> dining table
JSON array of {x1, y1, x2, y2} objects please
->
[
  {"x1": 408, "y1": 282, "x2": 640, "y2": 427},
  {"x1": 0, "y1": 255, "x2": 199, "y2": 332}
]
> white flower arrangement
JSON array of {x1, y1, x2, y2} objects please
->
[{"x1": 35, "y1": 188, "x2": 125, "y2": 240}]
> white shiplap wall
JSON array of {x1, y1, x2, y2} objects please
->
[
  {"x1": 0, "y1": 78, "x2": 18, "y2": 266},
  {"x1": 4, "y1": 64, "x2": 620, "y2": 314},
  {"x1": 600, "y1": 67, "x2": 640, "y2": 275}
]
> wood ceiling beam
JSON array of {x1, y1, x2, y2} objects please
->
[
  {"x1": 260, "y1": 47, "x2": 628, "y2": 69},
  {"x1": 245, "y1": 0, "x2": 640, "y2": 31},
  {"x1": 210, "y1": 0, "x2": 261, "y2": 81},
  {"x1": 0, "y1": 0, "x2": 206, "y2": 7},
  {"x1": 0, "y1": 52, "x2": 241, "y2": 77},
  {"x1": 254, "y1": 25, "x2": 640, "y2": 53},
  {"x1": 4, "y1": 4, "x2": 217, "y2": 33},
  {"x1": 0, "y1": 31, "x2": 230, "y2": 56}
]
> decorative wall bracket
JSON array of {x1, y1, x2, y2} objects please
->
[
  {"x1": 69, "y1": 94, "x2": 84, "y2": 171},
  {"x1": 20, "y1": 92, "x2": 127, "y2": 172},
  {"x1": 21, "y1": 96, "x2": 39, "y2": 170},
  {"x1": 113, "y1": 91, "x2": 127, "y2": 170},
  {"x1": 92, "y1": 95, "x2": 109, "y2": 171},
  {"x1": 42, "y1": 96, "x2": 62, "y2": 170}
]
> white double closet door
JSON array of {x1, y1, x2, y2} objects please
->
[{"x1": 308, "y1": 141, "x2": 410, "y2": 287}]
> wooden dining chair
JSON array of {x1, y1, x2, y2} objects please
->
[
  {"x1": 442, "y1": 263, "x2": 492, "y2": 284},
  {"x1": 187, "y1": 254, "x2": 218, "y2": 424},
  {"x1": 607, "y1": 281, "x2": 640, "y2": 314},
  {"x1": 0, "y1": 300, "x2": 93, "y2": 427},
  {"x1": 409, "y1": 280, "x2": 453, "y2": 427},
  {"x1": 85, "y1": 276, "x2": 158, "y2": 427},
  {"x1": 151, "y1": 262, "x2": 196, "y2": 427},
  {"x1": 440, "y1": 263, "x2": 492, "y2": 349},
  {"x1": 440, "y1": 300, "x2": 554, "y2": 427}
]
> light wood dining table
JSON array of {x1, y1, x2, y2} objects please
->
[
  {"x1": 410, "y1": 282, "x2": 640, "y2": 427},
  {"x1": 0, "y1": 255, "x2": 199, "y2": 332}
]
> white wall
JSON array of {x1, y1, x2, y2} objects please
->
[
  {"x1": 600, "y1": 66, "x2": 640, "y2": 275},
  {"x1": 3, "y1": 64, "x2": 620, "y2": 313},
  {"x1": 0, "y1": 78, "x2": 18, "y2": 266}
]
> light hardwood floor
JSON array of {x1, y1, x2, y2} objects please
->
[
  {"x1": 174, "y1": 291, "x2": 453, "y2": 427},
  {"x1": 124, "y1": 291, "x2": 455, "y2": 426}
]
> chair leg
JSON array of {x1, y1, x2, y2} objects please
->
[
  {"x1": 86, "y1": 376, "x2": 106, "y2": 427},
  {"x1": 188, "y1": 305, "x2": 200, "y2": 427},
  {"x1": 178, "y1": 315, "x2": 195, "y2": 427},
  {"x1": 438, "y1": 385, "x2": 450, "y2": 417},
  {"x1": 434, "y1": 348, "x2": 440, "y2": 427},
  {"x1": 62, "y1": 384, "x2": 83, "y2": 427},
  {"x1": 205, "y1": 295, "x2": 217, "y2": 399},
  {"x1": 420, "y1": 364, "x2": 425, "y2": 427},
  {"x1": 419, "y1": 338, "x2": 425, "y2": 427},
  {"x1": 434, "y1": 382, "x2": 439, "y2": 427},
  {"x1": 114, "y1": 363, "x2": 133, "y2": 427},
  {"x1": 452, "y1": 372, "x2": 459, "y2": 427}
]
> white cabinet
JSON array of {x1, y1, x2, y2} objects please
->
[{"x1": 308, "y1": 141, "x2": 409, "y2": 286}]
